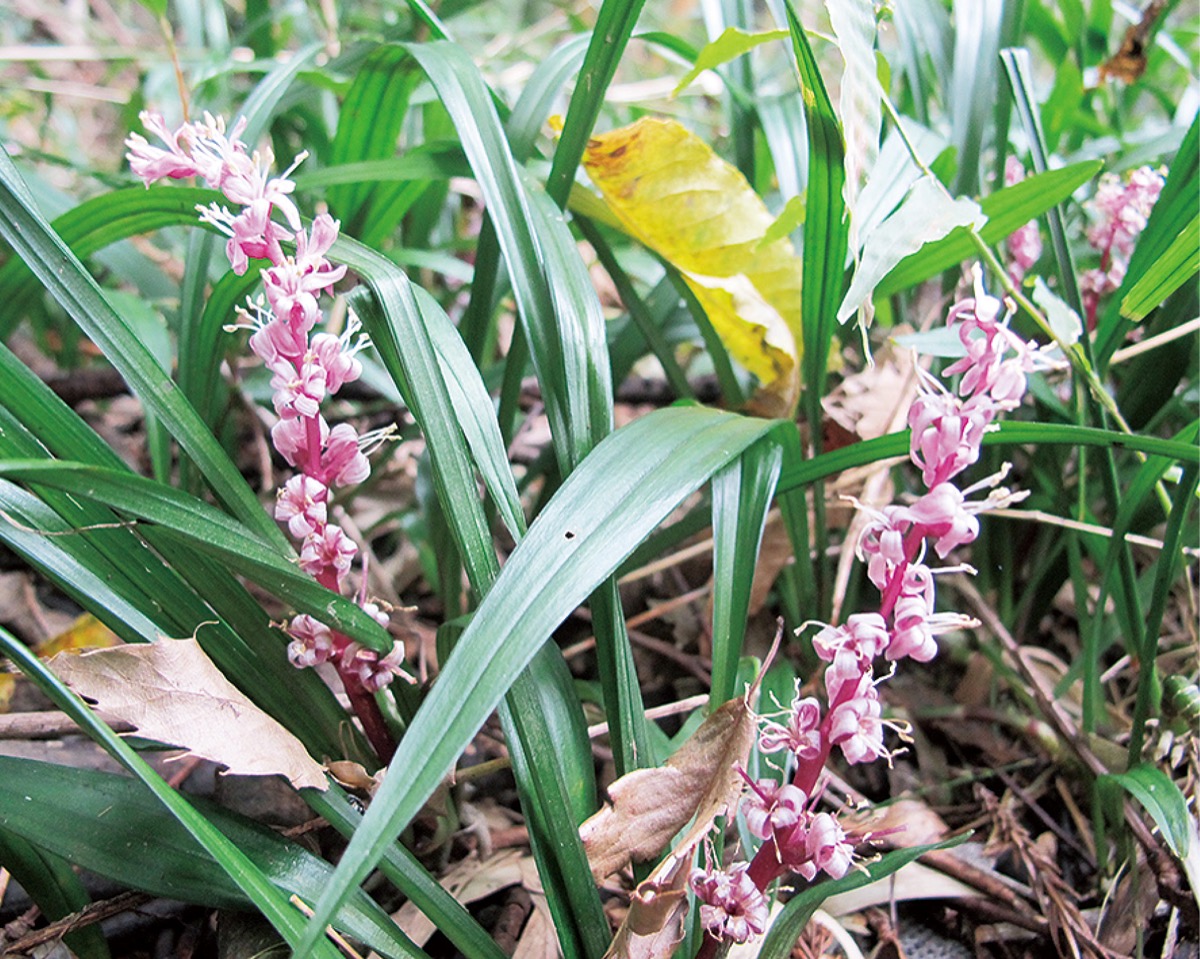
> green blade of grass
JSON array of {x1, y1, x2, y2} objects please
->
[
  {"x1": 0, "y1": 826, "x2": 109, "y2": 959},
  {"x1": 710, "y1": 435, "x2": 783, "y2": 705},
  {"x1": 545, "y1": 0, "x2": 647, "y2": 208},
  {"x1": 327, "y1": 45, "x2": 420, "y2": 230},
  {"x1": 0, "y1": 757, "x2": 428, "y2": 959},
  {"x1": 404, "y1": 45, "x2": 649, "y2": 881},
  {"x1": 0, "y1": 460, "x2": 392, "y2": 651},
  {"x1": 1119, "y1": 212, "x2": 1199, "y2": 321},
  {"x1": 294, "y1": 406, "x2": 778, "y2": 955},
  {"x1": 785, "y1": 0, "x2": 848, "y2": 621}
]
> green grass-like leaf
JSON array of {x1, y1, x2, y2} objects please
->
[{"x1": 0, "y1": 757, "x2": 428, "y2": 959}]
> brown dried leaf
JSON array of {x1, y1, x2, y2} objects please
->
[
  {"x1": 602, "y1": 859, "x2": 690, "y2": 959},
  {"x1": 51, "y1": 638, "x2": 327, "y2": 791},
  {"x1": 821, "y1": 343, "x2": 916, "y2": 443},
  {"x1": 580, "y1": 691, "x2": 757, "y2": 880}
]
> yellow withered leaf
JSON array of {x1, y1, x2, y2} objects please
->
[{"x1": 582, "y1": 118, "x2": 802, "y2": 417}]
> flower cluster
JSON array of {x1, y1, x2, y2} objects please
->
[
  {"x1": 1080, "y1": 166, "x2": 1164, "y2": 326},
  {"x1": 1004, "y1": 157, "x2": 1043, "y2": 282},
  {"x1": 126, "y1": 113, "x2": 407, "y2": 746},
  {"x1": 690, "y1": 268, "x2": 1049, "y2": 947}
]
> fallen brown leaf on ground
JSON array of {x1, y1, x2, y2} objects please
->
[{"x1": 50, "y1": 638, "x2": 327, "y2": 790}]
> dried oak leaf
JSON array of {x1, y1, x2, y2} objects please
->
[
  {"x1": 579, "y1": 691, "x2": 758, "y2": 881},
  {"x1": 51, "y1": 638, "x2": 327, "y2": 791}
]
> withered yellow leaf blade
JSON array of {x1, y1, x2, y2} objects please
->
[
  {"x1": 582, "y1": 117, "x2": 802, "y2": 416},
  {"x1": 52, "y1": 638, "x2": 327, "y2": 791}
]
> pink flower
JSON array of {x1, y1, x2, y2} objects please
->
[
  {"x1": 271, "y1": 415, "x2": 325, "y2": 470},
  {"x1": 856, "y1": 504, "x2": 913, "y2": 592},
  {"x1": 224, "y1": 199, "x2": 291, "y2": 275},
  {"x1": 759, "y1": 693, "x2": 822, "y2": 759},
  {"x1": 270, "y1": 357, "x2": 327, "y2": 419},
  {"x1": 126, "y1": 112, "x2": 200, "y2": 183},
  {"x1": 248, "y1": 314, "x2": 308, "y2": 366},
  {"x1": 828, "y1": 682, "x2": 885, "y2": 764},
  {"x1": 689, "y1": 863, "x2": 770, "y2": 944},
  {"x1": 286, "y1": 613, "x2": 335, "y2": 667},
  {"x1": 805, "y1": 813, "x2": 854, "y2": 880},
  {"x1": 341, "y1": 641, "x2": 409, "y2": 692},
  {"x1": 299, "y1": 524, "x2": 357, "y2": 580},
  {"x1": 320, "y1": 423, "x2": 371, "y2": 487},
  {"x1": 743, "y1": 780, "x2": 807, "y2": 841},
  {"x1": 825, "y1": 655, "x2": 870, "y2": 708},
  {"x1": 310, "y1": 316, "x2": 366, "y2": 395},
  {"x1": 888, "y1": 593, "x2": 940, "y2": 662},
  {"x1": 907, "y1": 483, "x2": 979, "y2": 557},
  {"x1": 813, "y1": 612, "x2": 891, "y2": 664},
  {"x1": 275, "y1": 475, "x2": 328, "y2": 539}
]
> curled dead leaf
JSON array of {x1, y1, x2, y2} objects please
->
[{"x1": 580, "y1": 691, "x2": 757, "y2": 881}]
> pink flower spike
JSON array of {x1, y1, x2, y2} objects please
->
[
  {"x1": 299, "y1": 523, "x2": 357, "y2": 580},
  {"x1": 806, "y1": 812, "x2": 854, "y2": 879},
  {"x1": 689, "y1": 863, "x2": 769, "y2": 944},
  {"x1": 275, "y1": 474, "x2": 329, "y2": 539}
]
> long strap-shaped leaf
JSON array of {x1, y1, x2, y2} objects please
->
[
  {"x1": 0, "y1": 757, "x2": 428, "y2": 959},
  {"x1": 0, "y1": 628, "x2": 344, "y2": 959},
  {"x1": 785, "y1": 0, "x2": 849, "y2": 622},
  {"x1": 294, "y1": 405, "x2": 777, "y2": 954},
  {"x1": 777, "y1": 420, "x2": 1199, "y2": 494},
  {"x1": 0, "y1": 460, "x2": 392, "y2": 651},
  {"x1": 0, "y1": 148, "x2": 285, "y2": 549}
]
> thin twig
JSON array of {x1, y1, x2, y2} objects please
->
[{"x1": 2, "y1": 891, "x2": 153, "y2": 954}]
